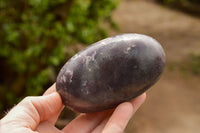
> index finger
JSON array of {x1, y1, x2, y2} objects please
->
[
  {"x1": 43, "y1": 83, "x2": 57, "y2": 95},
  {"x1": 43, "y1": 83, "x2": 64, "y2": 124},
  {"x1": 102, "y1": 93, "x2": 146, "y2": 133}
]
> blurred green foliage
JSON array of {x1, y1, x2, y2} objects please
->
[
  {"x1": 161, "y1": 0, "x2": 200, "y2": 4},
  {"x1": 189, "y1": 53, "x2": 200, "y2": 75},
  {"x1": 168, "y1": 53, "x2": 200, "y2": 77},
  {"x1": 0, "y1": 0, "x2": 120, "y2": 112},
  {"x1": 156, "y1": 0, "x2": 200, "y2": 15},
  {"x1": 156, "y1": 0, "x2": 200, "y2": 4}
]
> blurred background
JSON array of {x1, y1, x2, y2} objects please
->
[{"x1": 0, "y1": 0, "x2": 200, "y2": 132}]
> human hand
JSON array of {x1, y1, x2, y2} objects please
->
[{"x1": 0, "y1": 84, "x2": 146, "y2": 133}]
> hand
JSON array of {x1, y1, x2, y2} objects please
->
[{"x1": 0, "y1": 84, "x2": 146, "y2": 133}]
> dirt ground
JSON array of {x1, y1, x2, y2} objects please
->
[
  {"x1": 1, "y1": 1, "x2": 199, "y2": 132},
  {"x1": 111, "y1": 0, "x2": 200, "y2": 133}
]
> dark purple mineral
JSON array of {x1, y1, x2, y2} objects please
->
[{"x1": 56, "y1": 33, "x2": 165, "y2": 113}]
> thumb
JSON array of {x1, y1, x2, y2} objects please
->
[{"x1": 1, "y1": 92, "x2": 63, "y2": 130}]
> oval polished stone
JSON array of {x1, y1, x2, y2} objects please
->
[{"x1": 56, "y1": 33, "x2": 165, "y2": 113}]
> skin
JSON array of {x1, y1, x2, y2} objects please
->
[{"x1": 0, "y1": 84, "x2": 146, "y2": 133}]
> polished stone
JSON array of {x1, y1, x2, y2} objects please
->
[{"x1": 56, "y1": 33, "x2": 165, "y2": 113}]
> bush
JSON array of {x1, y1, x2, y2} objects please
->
[
  {"x1": 156, "y1": 0, "x2": 200, "y2": 15},
  {"x1": 189, "y1": 53, "x2": 200, "y2": 75},
  {"x1": 157, "y1": 0, "x2": 200, "y2": 5},
  {"x1": 0, "y1": 0, "x2": 119, "y2": 112}
]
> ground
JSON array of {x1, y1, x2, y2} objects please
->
[
  {"x1": 111, "y1": 0, "x2": 200, "y2": 133},
  {"x1": 55, "y1": 0, "x2": 200, "y2": 132}
]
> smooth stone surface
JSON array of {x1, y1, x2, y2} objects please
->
[{"x1": 56, "y1": 33, "x2": 165, "y2": 113}]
